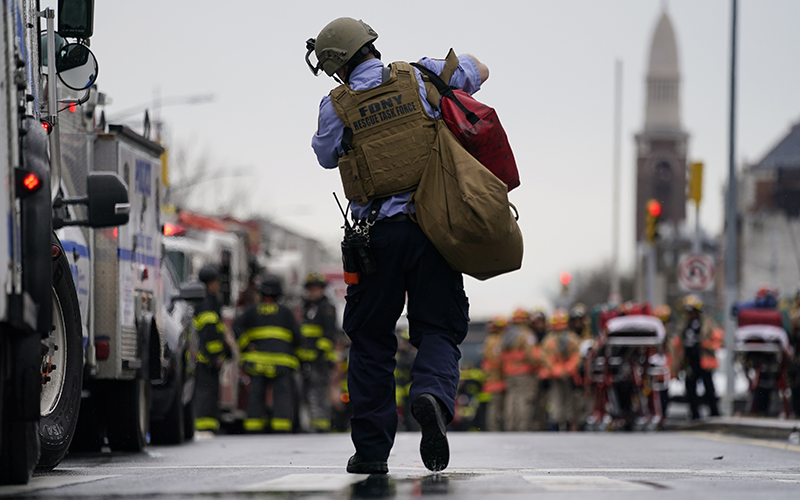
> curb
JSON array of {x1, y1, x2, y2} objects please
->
[{"x1": 671, "y1": 416, "x2": 800, "y2": 441}]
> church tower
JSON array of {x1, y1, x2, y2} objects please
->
[{"x1": 635, "y1": 10, "x2": 687, "y2": 241}]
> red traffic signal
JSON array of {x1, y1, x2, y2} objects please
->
[{"x1": 647, "y1": 199, "x2": 662, "y2": 218}]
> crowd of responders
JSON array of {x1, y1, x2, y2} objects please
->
[{"x1": 439, "y1": 290, "x2": 800, "y2": 433}]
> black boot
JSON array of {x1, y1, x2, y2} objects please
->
[{"x1": 411, "y1": 393, "x2": 450, "y2": 472}]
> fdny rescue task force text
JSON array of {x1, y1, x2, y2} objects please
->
[{"x1": 353, "y1": 95, "x2": 417, "y2": 131}]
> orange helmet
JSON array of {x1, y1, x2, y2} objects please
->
[
  {"x1": 755, "y1": 285, "x2": 778, "y2": 302},
  {"x1": 487, "y1": 316, "x2": 508, "y2": 333},
  {"x1": 550, "y1": 308, "x2": 569, "y2": 330},
  {"x1": 511, "y1": 308, "x2": 530, "y2": 324},
  {"x1": 653, "y1": 304, "x2": 672, "y2": 323}
]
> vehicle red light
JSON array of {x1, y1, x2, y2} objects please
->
[
  {"x1": 41, "y1": 120, "x2": 52, "y2": 134},
  {"x1": 69, "y1": 103, "x2": 77, "y2": 113},
  {"x1": 112, "y1": 227, "x2": 118, "y2": 240},
  {"x1": 647, "y1": 200, "x2": 662, "y2": 218},
  {"x1": 96, "y1": 340, "x2": 110, "y2": 360},
  {"x1": 22, "y1": 173, "x2": 40, "y2": 191},
  {"x1": 559, "y1": 271, "x2": 572, "y2": 286},
  {"x1": 51, "y1": 245, "x2": 61, "y2": 260},
  {"x1": 163, "y1": 223, "x2": 186, "y2": 236}
]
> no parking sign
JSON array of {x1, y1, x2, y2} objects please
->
[{"x1": 678, "y1": 254, "x2": 715, "y2": 292}]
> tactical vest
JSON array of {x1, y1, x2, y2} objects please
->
[{"x1": 330, "y1": 62, "x2": 437, "y2": 205}]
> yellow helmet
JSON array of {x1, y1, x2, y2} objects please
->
[
  {"x1": 304, "y1": 272, "x2": 328, "y2": 288},
  {"x1": 487, "y1": 316, "x2": 508, "y2": 333},
  {"x1": 653, "y1": 304, "x2": 672, "y2": 323},
  {"x1": 683, "y1": 294, "x2": 703, "y2": 312},
  {"x1": 511, "y1": 308, "x2": 530, "y2": 324},
  {"x1": 550, "y1": 308, "x2": 569, "y2": 330},
  {"x1": 306, "y1": 18, "x2": 378, "y2": 77}
]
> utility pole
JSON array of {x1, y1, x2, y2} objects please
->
[
  {"x1": 609, "y1": 60, "x2": 623, "y2": 305},
  {"x1": 722, "y1": 0, "x2": 738, "y2": 416}
]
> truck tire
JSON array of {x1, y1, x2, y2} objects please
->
[
  {"x1": 0, "y1": 332, "x2": 41, "y2": 485},
  {"x1": 149, "y1": 357, "x2": 185, "y2": 445},
  {"x1": 68, "y1": 390, "x2": 106, "y2": 452},
  {"x1": 37, "y1": 248, "x2": 83, "y2": 471},
  {"x1": 106, "y1": 327, "x2": 152, "y2": 452}
]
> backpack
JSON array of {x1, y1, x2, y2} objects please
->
[{"x1": 411, "y1": 49, "x2": 520, "y2": 191}]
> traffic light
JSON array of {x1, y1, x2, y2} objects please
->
[
  {"x1": 645, "y1": 199, "x2": 661, "y2": 244},
  {"x1": 559, "y1": 270, "x2": 572, "y2": 295}
]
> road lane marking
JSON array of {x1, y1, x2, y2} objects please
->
[
  {"x1": 524, "y1": 476, "x2": 654, "y2": 491},
  {"x1": 686, "y1": 431, "x2": 800, "y2": 453},
  {"x1": 0, "y1": 475, "x2": 116, "y2": 496},
  {"x1": 241, "y1": 473, "x2": 370, "y2": 492}
]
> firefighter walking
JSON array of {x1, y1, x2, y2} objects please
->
[
  {"x1": 298, "y1": 273, "x2": 339, "y2": 433},
  {"x1": 530, "y1": 309, "x2": 550, "y2": 430},
  {"x1": 540, "y1": 308, "x2": 581, "y2": 431},
  {"x1": 234, "y1": 275, "x2": 302, "y2": 433},
  {"x1": 501, "y1": 309, "x2": 539, "y2": 432},
  {"x1": 481, "y1": 317, "x2": 507, "y2": 431},
  {"x1": 193, "y1": 264, "x2": 233, "y2": 433},
  {"x1": 679, "y1": 294, "x2": 721, "y2": 419}
]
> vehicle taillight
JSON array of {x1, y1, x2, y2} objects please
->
[
  {"x1": 163, "y1": 223, "x2": 186, "y2": 236},
  {"x1": 23, "y1": 173, "x2": 40, "y2": 191},
  {"x1": 95, "y1": 340, "x2": 110, "y2": 360},
  {"x1": 41, "y1": 120, "x2": 53, "y2": 134}
]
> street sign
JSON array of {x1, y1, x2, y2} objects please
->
[{"x1": 678, "y1": 254, "x2": 715, "y2": 292}]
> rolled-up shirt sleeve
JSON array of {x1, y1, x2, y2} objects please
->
[
  {"x1": 416, "y1": 54, "x2": 482, "y2": 95},
  {"x1": 311, "y1": 96, "x2": 344, "y2": 169}
]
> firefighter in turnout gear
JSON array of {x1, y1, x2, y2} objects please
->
[
  {"x1": 193, "y1": 264, "x2": 233, "y2": 433},
  {"x1": 530, "y1": 309, "x2": 550, "y2": 430},
  {"x1": 309, "y1": 16, "x2": 488, "y2": 474},
  {"x1": 234, "y1": 274, "x2": 302, "y2": 433},
  {"x1": 481, "y1": 317, "x2": 508, "y2": 431},
  {"x1": 299, "y1": 273, "x2": 339, "y2": 432},
  {"x1": 679, "y1": 294, "x2": 721, "y2": 419},
  {"x1": 540, "y1": 308, "x2": 581, "y2": 431},
  {"x1": 501, "y1": 309, "x2": 539, "y2": 431}
]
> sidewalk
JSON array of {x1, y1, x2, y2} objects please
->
[{"x1": 671, "y1": 416, "x2": 800, "y2": 441}]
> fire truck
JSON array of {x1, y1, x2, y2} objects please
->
[{"x1": 0, "y1": 0, "x2": 130, "y2": 484}]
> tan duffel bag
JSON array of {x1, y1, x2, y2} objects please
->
[{"x1": 410, "y1": 120, "x2": 523, "y2": 280}]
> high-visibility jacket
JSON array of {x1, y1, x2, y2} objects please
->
[
  {"x1": 297, "y1": 296, "x2": 338, "y2": 365},
  {"x1": 500, "y1": 326, "x2": 538, "y2": 377},
  {"x1": 539, "y1": 328, "x2": 581, "y2": 382},
  {"x1": 193, "y1": 294, "x2": 232, "y2": 367},
  {"x1": 233, "y1": 300, "x2": 301, "y2": 378},
  {"x1": 481, "y1": 332, "x2": 506, "y2": 393}
]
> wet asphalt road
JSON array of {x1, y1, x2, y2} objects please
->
[{"x1": 2, "y1": 431, "x2": 800, "y2": 499}]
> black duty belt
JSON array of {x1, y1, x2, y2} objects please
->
[{"x1": 377, "y1": 213, "x2": 410, "y2": 223}]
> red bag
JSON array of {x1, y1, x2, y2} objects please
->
[{"x1": 412, "y1": 55, "x2": 520, "y2": 191}]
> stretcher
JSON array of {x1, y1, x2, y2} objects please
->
[
  {"x1": 734, "y1": 322, "x2": 793, "y2": 416},
  {"x1": 586, "y1": 315, "x2": 667, "y2": 431}
]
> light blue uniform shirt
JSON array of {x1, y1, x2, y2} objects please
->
[{"x1": 312, "y1": 55, "x2": 482, "y2": 220}]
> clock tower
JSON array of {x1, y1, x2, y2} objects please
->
[{"x1": 635, "y1": 10, "x2": 687, "y2": 242}]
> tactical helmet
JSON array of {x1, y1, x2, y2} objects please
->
[
  {"x1": 306, "y1": 18, "x2": 378, "y2": 77},
  {"x1": 304, "y1": 272, "x2": 328, "y2": 288},
  {"x1": 683, "y1": 294, "x2": 703, "y2": 312},
  {"x1": 258, "y1": 274, "x2": 283, "y2": 298},
  {"x1": 198, "y1": 264, "x2": 220, "y2": 284},
  {"x1": 487, "y1": 316, "x2": 508, "y2": 333},
  {"x1": 551, "y1": 308, "x2": 569, "y2": 330},
  {"x1": 530, "y1": 308, "x2": 547, "y2": 322},
  {"x1": 511, "y1": 308, "x2": 530, "y2": 324}
]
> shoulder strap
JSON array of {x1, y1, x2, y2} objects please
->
[{"x1": 410, "y1": 48, "x2": 460, "y2": 108}]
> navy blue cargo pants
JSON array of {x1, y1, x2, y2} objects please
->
[{"x1": 343, "y1": 216, "x2": 470, "y2": 461}]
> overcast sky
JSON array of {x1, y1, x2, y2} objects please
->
[{"x1": 43, "y1": 1, "x2": 800, "y2": 318}]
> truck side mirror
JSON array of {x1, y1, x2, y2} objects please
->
[
  {"x1": 58, "y1": 0, "x2": 94, "y2": 39},
  {"x1": 176, "y1": 282, "x2": 206, "y2": 305},
  {"x1": 55, "y1": 43, "x2": 98, "y2": 91},
  {"x1": 86, "y1": 172, "x2": 130, "y2": 228}
]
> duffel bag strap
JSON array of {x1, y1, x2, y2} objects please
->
[{"x1": 411, "y1": 56, "x2": 479, "y2": 126}]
